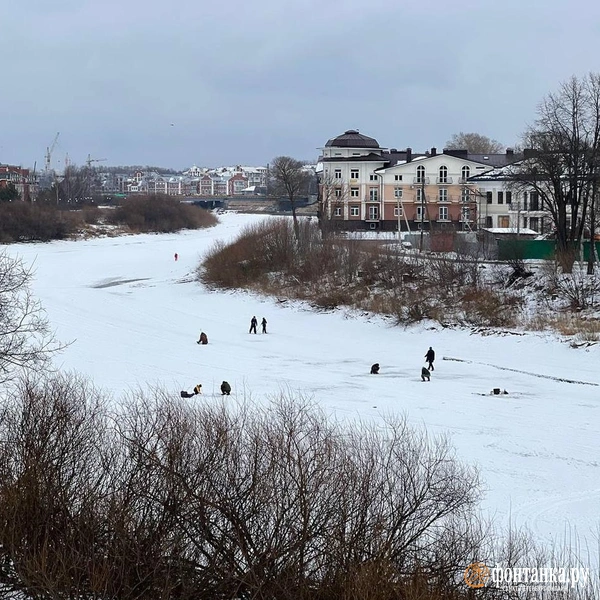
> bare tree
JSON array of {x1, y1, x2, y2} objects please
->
[
  {"x1": 316, "y1": 170, "x2": 347, "y2": 238},
  {"x1": 0, "y1": 252, "x2": 64, "y2": 383},
  {"x1": 445, "y1": 132, "x2": 504, "y2": 153},
  {"x1": 512, "y1": 73, "x2": 600, "y2": 272},
  {"x1": 270, "y1": 156, "x2": 311, "y2": 241}
]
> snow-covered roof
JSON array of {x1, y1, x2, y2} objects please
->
[{"x1": 483, "y1": 227, "x2": 539, "y2": 235}]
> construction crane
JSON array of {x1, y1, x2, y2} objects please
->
[
  {"x1": 45, "y1": 132, "x2": 60, "y2": 172},
  {"x1": 86, "y1": 154, "x2": 107, "y2": 169}
]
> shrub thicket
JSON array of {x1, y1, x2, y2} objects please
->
[
  {"x1": 0, "y1": 202, "x2": 84, "y2": 242},
  {"x1": 0, "y1": 374, "x2": 595, "y2": 599},
  {"x1": 108, "y1": 194, "x2": 218, "y2": 233},
  {"x1": 200, "y1": 219, "x2": 522, "y2": 327},
  {"x1": 0, "y1": 373, "x2": 487, "y2": 599}
]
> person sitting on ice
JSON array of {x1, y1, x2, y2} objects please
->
[
  {"x1": 220, "y1": 381, "x2": 231, "y2": 396},
  {"x1": 197, "y1": 332, "x2": 208, "y2": 345},
  {"x1": 370, "y1": 363, "x2": 380, "y2": 374},
  {"x1": 421, "y1": 367, "x2": 431, "y2": 382},
  {"x1": 180, "y1": 384, "x2": 202, "y2": 398}
]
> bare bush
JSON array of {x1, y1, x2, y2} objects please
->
[
  {"x1": 109, "y1": 194, "x2": 218, "y2": 233},
  {"x1": 0, "y1": 202, "x2": 84, "y2": 242},
  {"x1": 0, "y1": 378, "x2": 500, "y2": 599}
]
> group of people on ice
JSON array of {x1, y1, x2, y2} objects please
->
[
  {"x1": 249, "y1": 316, "x2": 267, "y2": 334},
  {"x1": 182, "y1": 315, "x2": 270, "y2": 399},
  {"x1": 370, "y1": 346, "x2": 436, "y2": 382}
]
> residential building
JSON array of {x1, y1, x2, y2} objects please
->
[
  {"x1": 0, "y1": 164, "x2": 37, "y2": 201},
  {"x1": 469, "y1": 160, "x2": 552, "y2": 234},
  {"x1": 319, "y1": 130, "x2": 527, "y2": 232}
]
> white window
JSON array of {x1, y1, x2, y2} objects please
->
[
  {"x1": 416, "y1": 188, "x2": 424, "y2": 203},
  {"x1": 461, "y1": 188, "x2": 470, "y2": 202},
  {"x1": 350, "y1": 206, "x2": 359, "y2": 217},
  {"x1": 439, "y1": 188, "x2": 448, "y2": 202},
  {"x1": 461, "y1": 166, "x2": 470, "y2": 182},
  {"x1": 438, "y1": 206, "x2": 449, "y2": 220},
  {"x1": 394, "y1": 174, "x2": 403, "y2": 181},
  {"x1": 334, "y1": 169, "x2": 342, "y2": 179},
  {"x1": 416, "y1": 165, "x2": 426, "y2": 183},
  {"x1": 350, "y1": 187, "x2": 359, "y2": 197},
  {"x1": 369, "y1": 188, "x2": 378, "y2": 201},
  {"x1": 350, "y1": 169, "x2": 359, "y2": 179},
  {"x1": 461, "y1": 206, "x2": 470, "y2": 221},
  {"x1": 438, "y1": 165, "x2": 448, "y2": 183},
  {"x1": 368, "y1": 205, "x2": 379, "y2": 220},
  {"x1": 369, "y1": 173, "x2": 378, "y2": 181},
  {"x1": 333, "y1": 207, "x2": 342, "y2": 217},
  {"x1": 416, "y1": 204, "x2": 425, "y2": 220},
  {"x1": 335, "y1": 188, "x2": 342, "y2": 198},
  {"x1": 394, "y1": 206, "x2": 403, "y2": 216},
  {"x1": 394, "y1": 187, "x2": 403, "y2": 198}
]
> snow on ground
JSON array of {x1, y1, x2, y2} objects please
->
[{"x1": 6, "y1": 212, "x2": 600, "y2": 564}]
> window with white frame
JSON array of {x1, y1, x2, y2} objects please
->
[
  {"x1": 334, "y1": 169, "x2": 342, "y2": 179},
  {"x1": 461, "y1": 166, "x2": 470, "y2": 182},
  {"x1": 350, "y1": 206, "x2": 359, "y2": 217},
  {"x1": 416, "y1": 204, "x2": 425, "y2": 220},
  {"x1": 350, "y1": 169, "x2": 359, "y2": 179},
  {"x1": 461, "y1": 188, "x2": 470, "y2": 202},
  {"x1": 369, "y1": 173, "x2": 378, "y2": 181},
  {"x1": 394, "y1": 187, "x2": 403, "y2": 198},
  {"x1": 368, "y1": 205, "x2": 379, "y2": 220},
  {"x1": 369, "y1": 188, "x2": 378, "y2": 201},
  {"x1": 438, "y1": 165, "x2": 448, "y2": 183},
  {"x1": 350, "y1": 187, "x2": 359, "y2": 197},
  {"x1": 333, "y1": 207, "x2": 342, "y2": 217},
  {"x1": 438, "y1": 206, "x2": 449, "y2": 221},
  {"x1": 439, "y1": 188, "x2": 448, "y2": 202},
  {"x1": 416, "y1": 188, "x2": 424, "y2": 203},
  {"x1": 394, "y1": 174, "x2": 403, "y2": 181},
  {"x1": 461, "y1": 206, "x2": 470, "y2": 221},
  {"x1": 416, "y1": 165, "x2": 426, "y2": 183},
  {"x1": 335, "y1": 188, "x2": 342, "y2": 197},
  {"x1": 394, "y1": 205, "x2": 403, "y2": 216}
]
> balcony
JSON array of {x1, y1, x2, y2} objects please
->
[
  {"x1": 436, "y1": 176, "x2": 453, "y2": 184},
  {"x1": 413, "y1": 177, "x2": 430, "y2": 184}
]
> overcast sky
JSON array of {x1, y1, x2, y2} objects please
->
[{"x1": 3, "y1": 0, "x2": 600, "y2": 171}]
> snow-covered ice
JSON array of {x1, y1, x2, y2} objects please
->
[{"x1": 6, "y1": 212, "x2": 600, "y2": 563}]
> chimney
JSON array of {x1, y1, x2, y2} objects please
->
[
  {"x1": 406, "y1": 147, "x2": 412, "y2": 163},
  {"x1": 506, "y1": 148, "x2": 514, "y2": 156},
  {"x1": 431, "y1": 147, "x2": 437, "y2": 156}
]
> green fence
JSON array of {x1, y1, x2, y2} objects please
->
[{"x1": 498, "y1": 239, "x2": 600, "y2": 261}]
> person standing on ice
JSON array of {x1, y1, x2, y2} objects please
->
[
  {"x1": 249, "y1": 316, "x2": 258, "y2": 334},
  {"x1": 174, "y1": 253, "x2": 178, "y2": 261},
  {"x1": 261, "y1": 317, "x2": 267, "y2": 334},
  {"x1": 425, "y1": 347, "x2": 435, "y2": 371}
]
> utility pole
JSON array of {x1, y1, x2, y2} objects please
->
[{"x1": 419, "y1": 177, "x2": 426, "y2": 253}]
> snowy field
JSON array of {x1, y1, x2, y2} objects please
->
[{"x1": 6, "y1": 212, "x2": 600, "y2": 564}]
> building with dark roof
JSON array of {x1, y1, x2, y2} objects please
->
[{"x1": 318, "y1": 129, "x2": 533, "y2": 233}]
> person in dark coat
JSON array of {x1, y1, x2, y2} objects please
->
[
  {"x1": 425, "y1": 347, "x2": 435, "y2": 370},
  {"x1": 197, "y1": 332, "x2": 208, "y2": 345},
  {"x1": 421, "y1": 367, "x2": 431, "y2": 382},
  {"x1": 220, "y1": 381, "x2": 231, "y2": 396},
  {"x1": 370, "y1": 363, "x2": 380, "y2": 374},
  {"x1": 261, "y1": 317, "x2": 267, "y2": 334},
  {"x1": 249, "y1": 316, "x2": 258, "y2": 334}
]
